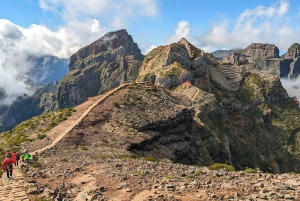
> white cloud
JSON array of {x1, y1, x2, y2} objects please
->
[
  {"x1": 0, "y1": 19, "x2": 107, "y2": 105},
  {"x1": 167, "y1": 20, "x2": 190, "y2": 44},
  {"x1": 281, "y1": 78, "x2": 300, "y2": 103},
  {"x1": 39, "y1": 0, "x2": 159, "y2": 29},
  {"x1": 142, "y1": 45, "x2": 157, "y2": 55},
  {"x1": 198, "y1": 0, "x2": 300, "y2": 53}
]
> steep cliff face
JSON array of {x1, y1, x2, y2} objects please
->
[
  {"x1": 285, "y1": 43, "x2": 300, "y2": 60},
  {"x1": 57, "y1": 29, "x2": 144, "y2": 108},
  {"x1": 280, "y1": 43, "x2": 300, "y2": 79}
]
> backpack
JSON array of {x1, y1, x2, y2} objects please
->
[
  {"x1": 24, "y1": 153, "x2": 31, "y2": 160},
  {"x1": 5, "y1": 162, "x2": 12, "y2": 171},
  {"x1": 6, "y1": 153, "x2": 11, "y2": 158}
]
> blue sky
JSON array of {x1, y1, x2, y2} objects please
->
[
  {"x1": 1, "y1": 0, "x2": 300, "y2": 104},
  {"x1": 1, "y1": 0, "x2": 300, "y2": 55}
]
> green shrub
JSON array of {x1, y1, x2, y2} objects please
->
[
  {"x1": 165, "y1": 174, "x2": 173, "y2": 179},
  {"x1": 186, "y1": 174, "x2": 194, "y2": 178},
  {"x1": 195, "y1": 169, "x2": 203, "y2": 175},
  {"x1": 144, "y1": 156, "x2": 160, "y2": 162},
  {"x1": 113, "y1": 102, "x2": 120, "y2": 108},
  {"x1": 80, "y1": 146, "x2": 88, "y2": 151},
  {"x1": 208, "y1": 163, "x2": 235, "y2": 171},
  {"x1": 244, "y1": 167, "x2": 259, "y2": 173},
  {"x1": 211, "y1": 175, "x2": 218, "y2": 179},
  {"x1": 37, "y1": 133, "x2": 47, "y2": 140},
  {"x1": 60, "y1": 158, "x2": 68, "y2": 162}
]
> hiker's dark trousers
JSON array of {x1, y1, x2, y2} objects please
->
[
  {"x1": 15, "y1": 159, "x2": 19, "y2": 166},
  {"x1": 6, "y1": 169, "x2": 12, "y2": 178}
]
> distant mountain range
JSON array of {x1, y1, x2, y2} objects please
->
[{"x1": 0, "y1": 55, "x2": 68, "y2": 132}]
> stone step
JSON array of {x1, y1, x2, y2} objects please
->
[{"x1": 0, "y1": 168, "x2": 29, "y2": 201}]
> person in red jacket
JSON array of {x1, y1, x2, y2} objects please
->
[{"x1": 2, "y1": 156, "x2": 15, "y2": 180}]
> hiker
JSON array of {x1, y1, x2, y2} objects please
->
[
  {"x1": 2, "y1": 156, "x2": 15, "y2": 180},
  {"x1": 14, "y1": 152, "x2": 20, "y2": 167},
  {"x1": 23, "y1": 152, "x2": 31, "y2": 164},
  {"x1": 4, "y1": 150, "x2": 13, "y2": 160}
]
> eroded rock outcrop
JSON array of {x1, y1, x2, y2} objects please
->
[
  {"x1": 280, "y1": 43, "x2": 300, "y2": 79},
  {"x1": 57, "y1": 29, "x2": 144, "y2": 108},
  {"x1": 137, "y1": 38, "x2": 218, "y2": 89},
  {"x1": 223, "y1": 43, "x2": 281, "y2": 76}
]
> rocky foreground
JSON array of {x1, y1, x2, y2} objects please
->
[{"x1": 23, "y1": 155, "x2": 300, "y2": 201}]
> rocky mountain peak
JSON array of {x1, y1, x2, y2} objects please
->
[
  {"x1": 178, "y1": 37, "x2": 204, "y2": 59},
  {"x1": 137, "y1": 38, "x2": 219, "y2": 89},
  {"x1": 222, "y1": 43, "x2": 281, "y2": 76},
  {"x1": 285, "y1": 43, "x2": 300, "y2": 60},
  {"x1": 280, "y1": 43, "x2": 300, "y2": 79},
  {"x1": 242, "y1": 43, "x2": 279, "y2": 59},
  {"x1": 57, "y1": 29, "x2": 144, "y2": 108},
  {"x1": 69, "y1": 29, "x2": 143, "y2": 71}
]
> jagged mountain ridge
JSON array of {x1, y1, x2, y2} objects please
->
[
  {"x1": 134, "y1": 37, "x2": 300, "y2": 172},
  {"x1": 2, "y1": 30, "x2": 300, "y2": 200},
  {"x1": 2, "y1": 29, "x2": 300, "y2": 174}
]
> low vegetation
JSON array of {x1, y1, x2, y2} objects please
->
[
  {"x1": 159, "y1": 62, "x2": 185, "y2": 77},
  {"x1": 165, "y1": 174, "x2": 173, "y2": 179},
  {"x1": 37, "y1": 133, "x2": 47, "y2": 140},
  {"x1": 244, "y1": 167, "x2": 260, "y2": 173},
  {"x1": 0, "y1": 108, "x2": 75, "y2": 156},
  {"x1": 80, "y1": 146, "x2": 88, "y2": 151},
  {"x1": 60, "y1": 158, "x2": 68, "y2": 162},
  {"x1": 186, "y1": 174, "x2": 194, "y2": 178},
  {"x1": 208, "y1": 163, "x2": 235, "y2": 171}
]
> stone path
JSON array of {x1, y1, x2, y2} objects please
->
[{"x1": 0, "y1": 166, "x2": 29, "y2": 201}]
